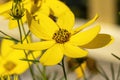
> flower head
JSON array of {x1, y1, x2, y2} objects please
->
[
  {"x1": 10, "y1": 0, "x2": 25, "y2": 20},
  {"x1": 13, "y1": 11, "x2": 113, "y2": 66},
  {"x1": 0, "y1": 38, "x2": 40, "y2": 75}
]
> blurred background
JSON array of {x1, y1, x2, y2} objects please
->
[{"x1": 61, "y1": 0, "x2": 119, "y2": 25}]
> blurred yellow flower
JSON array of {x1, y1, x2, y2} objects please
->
[
  {"x1": 75, "y1": 62, "x2": 86, "y2": 78},
  {"x1": 67, "y1": 57, "x2": 87, "y2": 78},
  {"x1": 0, "y1": 75, "x2": 18, "y2": 80},
  {"x1": 12, "y1": 12, "x2": 113, "y2": 66},
  {"x1": 0, "y1": 39, "x2": 40, "y2": 75}
]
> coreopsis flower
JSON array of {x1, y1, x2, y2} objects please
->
[
  {"x1": 0, "y1": 39, "x2": 41, "y2": 75},
  {"x1": 12, "y1": 12, "x2": 113, "y2": 66},
  {"x1": 75, "y1": 62, "x2": 86, "y2": 78},
  {"x1": 68, "y1": 57, "x2": 98, "y2": 79}
]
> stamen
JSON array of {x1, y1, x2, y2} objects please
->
[
  {"x1": 52, "y1": 29, "x2": 71, "y2": 44},
  {"x1": 4, "y1": 61, "x2": 16, "y2": 71}
]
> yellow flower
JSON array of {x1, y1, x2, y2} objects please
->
[
  {"x1": 0, "y1": 39, "x2": 41, "y2": 75},
  {"x1": 0, "y1": 75, "x2": 19, "y2": 80},
  {"x1": 13, "y1": 12, "x2": 113, "y2": 66},
  {"x1": 75, "y1": 62, "x2": 86, "y2": 78},
  {"x1": 67, "y1": 57, "x2": 87, "y2": 78},
  {"x1": 0, "y1": 0, "x2": 73, "y2": 30}
]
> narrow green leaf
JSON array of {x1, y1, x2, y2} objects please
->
[
  {"x1": 20, "y1": 58, "x2": 39, "y2": 63},
  {"x1": 112, "y1": 53, "x2": 120, "y2": 60}
]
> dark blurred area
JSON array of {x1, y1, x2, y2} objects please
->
[
  {"x1": 61, "y1": 0, "x2": 88, "y2": 19},
  {"x1": 117, "y1": 0, "x2": 120, "y2": 25},
  {"x1": 61, "y1": 0, "x2": 120, "y2": 25}
]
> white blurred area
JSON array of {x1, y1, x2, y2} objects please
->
[
  {"x1": 87, "y1": 0, "x2": 120, "y2": 63},
  {"x1": 0, "y1": 0, "x2": 120, "y2": 64}
]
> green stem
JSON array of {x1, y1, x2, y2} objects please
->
[
  {"x1": 20, "y1": 19, "x2": 29, "y2": 43},
  {"x1": 24, "y1": 51, "x2": 36, "y2": 80},
  {"x1": 17, "y1": 20, "x2": 23, "y2": 43},
  {"x1": 0, "y1": 30, "x2": 19, "y2": 42},
  {"x1": 110, "y1": 63, "x2": 115, "y2": 80},
  {"x1": 20, "y1": 19, "x2": 26, "y2": 36},
  {"x1": 62, "y1": 58, "x2": 67, "y2": 80},
  {"x1": 20, "y1": 19, "x2": 48, "y2": 80},
  {"x1": 22, "y1": 30, "x2": 30, "y2": 41},
  {"x1": 31, "y1": 52, "x2": 47, "y2": 80},
  {"x1": 17, "y1": 19, "x2": 35, "y2": 80},
  {"x1": 97, "y1": 64, "x2": 109, "y2": 80},
  {"x1": 117, "y1": 64, "x2": 120, "y2": 80},
  {"x1": 20, "y1": 19, "x2": 47, "y2": 80},
  {"x1": 43, "y1": 66, "x2": 47, "y2": 80}
]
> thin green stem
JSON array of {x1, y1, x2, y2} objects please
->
[
  {"x1": 20, "y1": 19, "x2": 47, "y2": 80},
  {"x1": 20, "y1": 19, "x2": 29, "y2": 43},
  {"x1": 110, "y1": 63, "x2": 115, "y2": 80},
  {"x1": 117, "y1": 64, "x2": 120, "y2": 80},
  {"x1": 22, "y1": 30, "x2": 30, "y2": 41},
  {"x1": 20, "y1": 19, "x2": 26, "y2": 36},
  {"x1": 0, "y1": 30, "x2": 19, "y2": 42},
  {"x1": 62, "y1": 58, "x2": 67, "y2": 80},
  {"x1": 17, "y1": 19, "x2": 23, "y2": 43},
  {"x1": 41, "y1": 66, "x2": 47, "y2": 80},
  {"x1": 20, "y1": 19, "x2": 48, "y2": 80},
  {"x1": 24, "y1": 50, "x2": 36, "y2": 80},
  {"x1": 0, "y1": 36, "x2": 19, "y2": 42},
  {"x1": 112, "y1": 53, "x2": 120, "y2": 60},
  {"x1": 17, "y1": 19, "x2": 35, "y2": 80},
  {"x1": 97, "y1": 64, "x2": 109, "y2": 80},
  {"x1": 31, "y1": 52, "x2": 46, "y2": 80}
]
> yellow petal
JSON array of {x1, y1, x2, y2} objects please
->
[
  {"x1": 63, "y1": 43, "x2": 88, "y2": 58},
  {"x1": 35, "y1": 3, "x2": 50, "y2": 16},
  {"x1": 30, "y1": 13, "x2": 59, "y2": 40},
  {"x1": 12, "y1": 40, "x2": 55, "y2": 50},
  {"x1": 40, "y1": 44, "x2": 63, "y2": 65},
  {"x1": 14, "y1": 61, "x2": 29, "y2": 74},
  {"x1": 57, "y1": 9, "x2": 75, "y2": 31},
  {"x1": 27, "y1": 51, "x2": 41, "y2": 60},
  {"x1": 0, "y1": 59, "x2": 6, "y2": 74},
  {"x1": 72, "y1": 14, "x2": 99, "y2": 34},
  {"x1": 81, "y1": 34, "x2": 114, "y2": 49},
  {"x1": 70, "y1": 25, "x2": 100, "y2": 46},
  {"x1": 47, "y1": 0, "x2": 70, "y2": 16},
  {"x1": 4, "y1": 57, "x2": 29, "y2": 74},
  {"x1": 0, "y1": 12, "x2": 10, "y2": 19},
  {"x1": 0, "y1": 1, "x2": 12, "y2": 14},
  {"x1": 75, "y1": 62, "x2": 86, "y2": 78},
  {"x1": 1, "y1": 39, "x2": 14, "y2": 57},
  {"x1": 8, "y1": 20, "x2": 18, "y2": 29}
]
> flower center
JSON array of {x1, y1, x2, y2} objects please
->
[
  {"x1": 52, "y1": 28, "x2": 71, "y2": 44},
  {"x1": 4, "y1": 61, "x2": 16, "y2": 71}
]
